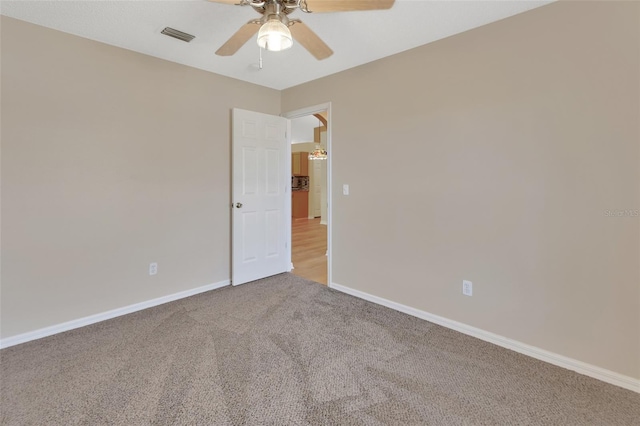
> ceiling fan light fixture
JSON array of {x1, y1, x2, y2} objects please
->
[{"x1": 257, "y1": 18, "x2": 293, "y2": 52}]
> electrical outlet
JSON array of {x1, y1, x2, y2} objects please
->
[
  {"x1": 149, "y1": 262, "x2": 158, "y2": 276},
  {"x1": 463, "y1": 280, "x2": 473, "y2": 296}
]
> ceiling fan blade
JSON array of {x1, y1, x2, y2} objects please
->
[
  {"x1": 215, "y1": 22, "x2": 260, "y2": 56},
  {"x1": 207, "y1": 0, "x2": 244, "y2": 5},
  {"x1": 290, "y1": 21, "x2": 333, "y2": 60},
  {"x1": 302, "y1": 0, "x2": 395, "y2": 13}
]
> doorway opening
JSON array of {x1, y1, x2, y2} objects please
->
[{"x1": 284, "y1": 104, "x2": 331, "y2": 286}]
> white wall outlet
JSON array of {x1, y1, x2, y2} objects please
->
[
  {"x1": 463, "y1": 280, "x2": 473, "y2": 296},
  {"x1": 343, "y1": 184, "x2": 350, "y2": 195},
  {"x1": 149, "y1": 262, "x2": 158, "y2": 276}
]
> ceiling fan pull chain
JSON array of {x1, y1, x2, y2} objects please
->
[{"x1": 259, "y1": 47, "x2": 263, "y2": 70}]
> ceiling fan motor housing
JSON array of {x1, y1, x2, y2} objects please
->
[
  {"x1": 259, "y1": 2, "x2": 291, "y2": 24},
  {"x1": 249, "y1": 0, "x2": 300, "y2": 16}
]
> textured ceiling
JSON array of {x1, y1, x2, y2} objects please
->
[{"x1": 1, "y1": 0, "x2": 552, "y2": 90}]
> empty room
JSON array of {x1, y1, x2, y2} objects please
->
[{"x1": 1, "y1": 0, "x2": 639, "y2": 424}]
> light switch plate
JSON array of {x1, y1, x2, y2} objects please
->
[
  {"x1": 463, "y1": 280, "x2": 472, "y2": 296},
  {"x1": 343, "y1": 184, "x2": 349, "y2": 195}
]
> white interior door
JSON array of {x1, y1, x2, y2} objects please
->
[{"x1": 232, "y1": 108, "x2": 289, "y2": 286}]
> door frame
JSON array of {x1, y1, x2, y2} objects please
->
[{"x1": 283, "y1": 102, "x2": 333, "y2": 287}]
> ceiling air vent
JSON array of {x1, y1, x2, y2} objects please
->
[{"x1": 161, "y1": 27, "x2": 195, "y2": 43}]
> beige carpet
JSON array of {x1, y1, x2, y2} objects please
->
[{"x1": 1, "y1": 273, "x2": 638, "y2": 425}]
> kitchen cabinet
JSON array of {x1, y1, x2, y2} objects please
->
[
  {"x1": 292, "y1": 152, "x2": 309, "y2": 176},
  {"x1": 292, "y1": 191, "x2": 309, "y2": 218}
]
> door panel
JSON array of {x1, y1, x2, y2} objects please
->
[
  {"x1": 265, "y1": 210, "x2": 279, "y2": 257},
  {"x1": 242, "y1": 148, "x2": 258, "y2": 194},
  {"x1": 241, "y1": 211, "x2": 258, "y2": 262},
  {"x1": 265, "y1": 149, "x2": 280, "y2": 194},
  {"x1": 232, "y1": 108, "x2": 289, "y2": 286}
]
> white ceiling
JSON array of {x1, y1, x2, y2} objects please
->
[{"x1": 1, "y1": 0, "x2": 552, "y2": 90}]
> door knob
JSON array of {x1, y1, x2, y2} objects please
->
[{"x1": 236, "y1": 202, "x2": 243, "y2": 208}]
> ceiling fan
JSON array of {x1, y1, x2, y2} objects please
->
[{"x1": 209, "y1": 0, "x2": 395, "y2": 60}]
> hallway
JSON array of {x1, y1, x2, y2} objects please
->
[{"x1": 291, "y1": 218, "x2": 327, "y2": 285}]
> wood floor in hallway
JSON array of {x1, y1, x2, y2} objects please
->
[{"x1": 291, "y1": 218, "x2": 327, "y2": 285}]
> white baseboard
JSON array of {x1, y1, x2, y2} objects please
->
[
  {"x1": 0, "y1": 280, "x2": 230, "y2": 350},
  {"x1": 330, "y1": 282, "x2": 640, "y2": 394}
]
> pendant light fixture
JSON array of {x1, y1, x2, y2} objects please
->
[
  {"x1": 309, "y1": 117, "x2": 327, "y2": 161},
  {"x1": 308, "y1": 145, "x2": 327, "y2": 161}
]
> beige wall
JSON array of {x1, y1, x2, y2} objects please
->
[
  {"x1": 0, "y1": 17, "x2": 280, "y2": 338},
  {"x1": 282, "y1": 2, "x2": 640, "y2": 379}
]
